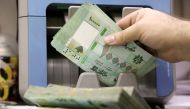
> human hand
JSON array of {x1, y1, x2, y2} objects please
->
[{"x1": 104, "y1": 8, "x2": 190, "y2": 62}]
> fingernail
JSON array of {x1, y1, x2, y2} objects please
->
[{"x1": 104, "y1": 35, "x2": 116, "y2": 45}]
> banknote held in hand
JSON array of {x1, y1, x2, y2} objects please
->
[{"x1": 51, "y1": 3, "x2": 156, "y2": 86}]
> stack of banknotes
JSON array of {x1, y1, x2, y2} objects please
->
[
  {"x1": 24, "y1": 84, "x2": 150, "y2": 109},
  {"x1": 51, "y1": 3, "x2": 156, "y2": 86}
]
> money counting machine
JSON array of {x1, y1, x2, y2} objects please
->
[{"x1": 18, "y1": 0, "x2": 174, "y2": 104}]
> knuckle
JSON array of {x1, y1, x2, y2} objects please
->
[
  {"x1": 141, "y1": 8, "x2": 152, "y2": 12},
  {"x1": 138, "y1": 8, "x2": 153, "y2": 15},
  {"x1": 115, "y1": 32, "x2": 125, "y2": 44},
  {"x1": 134, "y1": 23, "x2": 142, "y2": 34}
]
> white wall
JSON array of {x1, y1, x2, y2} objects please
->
[{"x1": 0, "y1": 0, "x2": 17, "y2": 39}]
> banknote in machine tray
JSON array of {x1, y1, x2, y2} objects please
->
[
  {"x1": 24, "y1": 84, "x2": 151, "y2": 109},
  {"x1": 51, "y1": 3, "x2": 156, "y2": 86}
]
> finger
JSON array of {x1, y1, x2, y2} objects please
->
[
  {"x1": 117, "y1": 10, "x2": 139, "y2": 29},
  {"x1": 137, "y1": 42, "x2": 158, "y2": 56},
  {"x1": 104, "y1": 24, "x2": 140, "y2": 45}
]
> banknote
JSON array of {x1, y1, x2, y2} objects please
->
[
  {"x1": 51, "y1": 3, "x2": 156, "y2": 86},
  {"x1": 23, "y1": 84, "x2": 151, "y2": 109}
]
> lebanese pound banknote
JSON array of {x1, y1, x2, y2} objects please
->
[
  {"x1": 51, "y1": 3, "x2": 156, "y2": 86},
  {"x1": 24, "y1": 84, "x2": 151, "y2": 109}
]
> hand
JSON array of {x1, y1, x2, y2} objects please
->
[{"x1": 104, "y1": 8, "x2": 190, "y2": 62}]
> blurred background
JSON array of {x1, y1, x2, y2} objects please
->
[{"x1": 173, "y1": 0, "x2": 190, "y2": 19}]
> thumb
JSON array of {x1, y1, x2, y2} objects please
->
[{"x1": 104, "y1": 25, "x2": 139, "y2": 45}]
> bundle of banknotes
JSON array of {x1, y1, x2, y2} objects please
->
[
  {"x1": 51, "y1": 3, "x2": 156, "y2": 86},
  {"x1": 24, "y1": 84, "x2": 150, "y2": 109}
]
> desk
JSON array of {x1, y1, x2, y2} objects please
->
[{"x1": 165, "y1": 95, "x2": 190, "y2": 109}]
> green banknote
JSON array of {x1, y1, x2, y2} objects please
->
[
  {"x1": 24, "y1": 84, "x2": 151, "y2": 109},
  {"x1": 51, "y1": 3, "x2": 156, "y2": 86}
]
